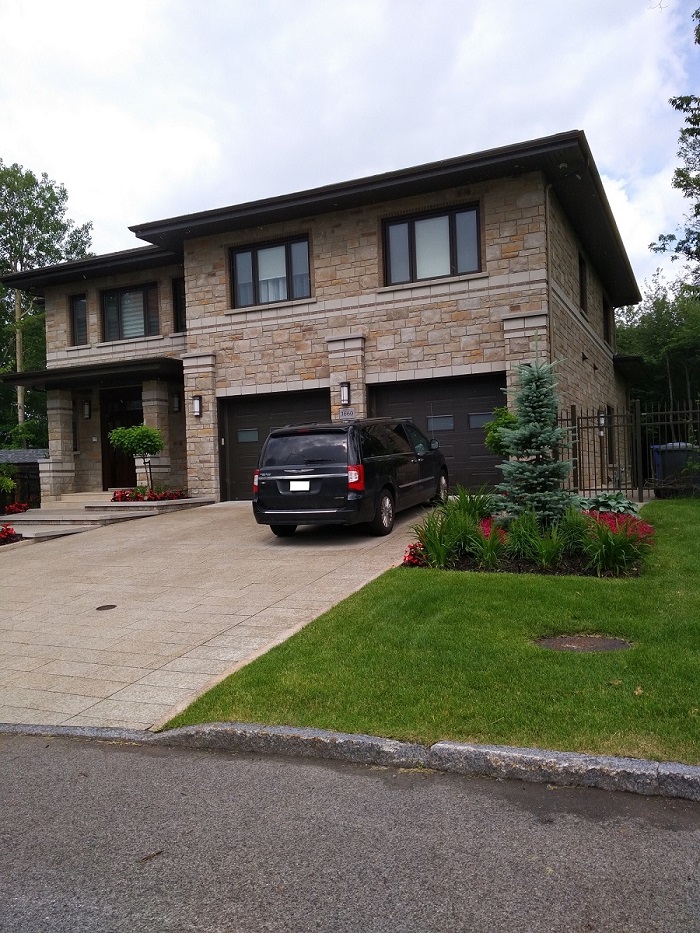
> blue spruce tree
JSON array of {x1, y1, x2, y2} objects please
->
[{"x1": 496, "y1": 360, "x2": 572, "y2": 525}]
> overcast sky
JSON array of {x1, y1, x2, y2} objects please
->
[{"x1": 2, "y1": 0, "x2": 698, "y2": 293}]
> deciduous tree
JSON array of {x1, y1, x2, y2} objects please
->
[
  {"x1": 651, "y1": 6, "x2": 700, "y2": 281},
  {"x1": 0, "y1": 160, "x2": 92, "y2": 444}
]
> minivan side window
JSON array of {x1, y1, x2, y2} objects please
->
[
  {"x1": 403, "y1": 422, "x2": 431, "y2": 455},
  {"x1": 361, "y1": 424, "x2": 391, "y2": 458},
  {"x1": 385, "y1": 424, "x2": 414, "y2": 455}
]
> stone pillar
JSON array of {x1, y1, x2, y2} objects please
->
[
  {"x1": 327, "y1": 335, "x2": 366, "y2": 421},
  {"x1": 182, "y1": 352, "x2": 218, "y2": 499},
  {"x1": 138, "y1": 380, "x2": 172, "y2": 488},
  {"x1": 502, "y1": 311, "x2": 550, "y2": 395},
  {"x1": 40, "y1": 389, "x2": 75, "y2": 501}
]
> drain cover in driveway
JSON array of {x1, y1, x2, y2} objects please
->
[{"x1": 535, "y1": 634, "x2": 632, "y2": 652}]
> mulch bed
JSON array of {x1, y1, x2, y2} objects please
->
[
  {"x1": 0, "y1": 533, "x2": 23, "y2": 546},
  {"x1": 406, "y1": 555, "x2": 642, "y2": 577}
]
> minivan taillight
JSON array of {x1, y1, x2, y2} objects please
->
[
  {"x1": 348, "y1": 464, "x2": 365, "y2": 491},
  {"x1": 253, "y1": 469, "x2": 260, "y2": 495}
]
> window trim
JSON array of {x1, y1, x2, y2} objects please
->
[
  {"x1": 69, "y1": 293, "x2": 88, "y2": 346},
  {"x1": 230, "y1": 235, "x2": 311, "y2": 309},
  {"x1": 383, "y1": 204, "x2": 481, "y2": 286},
  {"x1": 101, "y1": 283, "x2": 159, "y2": 342}
]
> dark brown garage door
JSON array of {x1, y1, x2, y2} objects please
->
[
  {"x1": 369, "y1": 374, "x2": 506, "y2": 489},
  {"x1": 219, "y1": 389, "x2": 331, "y2": 500}
]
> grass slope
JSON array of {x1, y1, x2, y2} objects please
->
[{"x1": 165, "y1": 499, "x2": 700, "y2": 764}]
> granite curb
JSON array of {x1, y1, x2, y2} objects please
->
[{"x1": 1, "y1": 722, "x2": 699, "y2": 802}]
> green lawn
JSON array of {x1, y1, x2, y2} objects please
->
[{"x1": 164, "y1": 499, "x2": 700, "y2": 765}]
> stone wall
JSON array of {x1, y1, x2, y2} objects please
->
[{"x1": 44, "y1": 263, "x2": 186, "y2": 367}]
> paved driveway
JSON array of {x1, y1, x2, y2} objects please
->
[{"x1": 0, "y1": 503, "x2": 414, "y2": 730}]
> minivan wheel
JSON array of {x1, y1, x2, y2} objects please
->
[
  {"x1": 433, "y1": 471, "x2": 449, "y2": 504},
  {"x1": 369, "y1": 489, "x2": 395, "y2": 536},
  {"x1": 270, "y1": 524, "x2": 297, "y2": 537}
]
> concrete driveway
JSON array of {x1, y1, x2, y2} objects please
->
[{"x1": 0, "y1": 503, "x2": 415, "y2": 730}]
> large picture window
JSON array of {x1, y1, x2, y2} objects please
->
[
  {"x1": 70, "y1": 294, "x2": 87, "y2": 346},
  {"x1": 384, "y1": 206, "x2": 480, "y2": 285},
  {"x1": 231, "y1": 237, "x2": 311, "y2": 308},
  {"x1": 102, "y1": 284, "x2": 159, "y2": 341}
]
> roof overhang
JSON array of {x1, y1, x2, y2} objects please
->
[
  {"x1": 0, "y1": 357, "x2": 183, "y2": 391},
  {"x1": 0, "y1": 131, "x2": 640, "y2": 307},
  {"x1": 0, "y1": 246, "x2": 182, "y2": 297},
  {"x1": 613, "y1": 353, "x2": 647, "y2": 382},
  {"x1": 130, "y1": 130, "x2": 640, "y2": 306}
]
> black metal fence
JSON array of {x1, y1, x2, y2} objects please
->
[{"x1": 557, "y1": 402, "x2": 700, "y2": 499}]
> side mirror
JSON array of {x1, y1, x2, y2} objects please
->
[{"x1": 429, "y1": 438, "x2": 440, "y2": 451}]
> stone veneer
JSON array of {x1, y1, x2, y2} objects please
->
[{"x1": 38, "y1": 170, "x2": 629, "y2": 500}]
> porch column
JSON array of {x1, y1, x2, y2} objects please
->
[
  {"x1": 138, "y1": 380, "x2": 172, "y2": 488},
  {"x1": 39, "y1": 389, "x2": 75, "y2": 501},
  {"x1": 182, "y1": 352, "x2": 218, "y2": 499},
  {"x1": 327, "y1": 335, "x2": 366, "y2": 420}
]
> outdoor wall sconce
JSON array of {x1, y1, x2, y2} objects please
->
[
  {"x1": 192, "y1": 395, "x2": 203, "y2": 418},
  {"x1": 340, "y1": 382, "x2": 351, "y2": 406},
  {"x1": 83, "y1": 399, "x2": 91, "y2": 420},
  {"x1": 172, "y1": 393, "x2": 181, "y2": 413}
]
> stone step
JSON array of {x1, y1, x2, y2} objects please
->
[
  {"x1": 7, "y1": 509, "x2": 158, "y2": 526},
  {"x1": 40, "y1": 492, "x2": 114, "y2": 510}
]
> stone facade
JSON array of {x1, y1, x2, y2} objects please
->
[{"x1": 8, "y1": 137, "x2": 638, "y2": 502}]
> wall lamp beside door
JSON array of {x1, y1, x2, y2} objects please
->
[
  {"x1": 339, "y1": 382, "x2": 351, "y2": 406},
  {"x1": 83, "y1": 399, "x2": 92, "y2": 420},
  {"x1": 192, "y1": 395, "x2": 203, "y2": 418}
]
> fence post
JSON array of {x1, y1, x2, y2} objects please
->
[
  {"x1": 634, "y1": 398, "x2": 644, "y2": 502},
  {"x1": 570, "y1": 404, "x2": 579, "y2": 492}
]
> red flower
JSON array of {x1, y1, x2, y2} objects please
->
[{"x1": 479, "y1": 517, "x2": 507, "y2": 542}]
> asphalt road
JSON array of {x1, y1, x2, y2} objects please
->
[{"x1": 1, "y1": 735, "x2": 699, "y2": 933}]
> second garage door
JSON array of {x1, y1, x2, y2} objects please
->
[
  {"x1": 369, "y1": 374, "x2": 506, "y2": 489},
  {"x1": 219, "y1": 389, "x2": 331, "y2": 500}
]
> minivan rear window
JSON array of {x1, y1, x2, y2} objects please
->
[{"x1": 262, "y1": 432, "x2": 348, "y2": 466}]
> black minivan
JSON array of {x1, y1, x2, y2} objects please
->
[{"x1": 252, "y1": 418, "x2": 448, "y2": 537}]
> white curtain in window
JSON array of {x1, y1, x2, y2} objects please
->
[
  {"x1": 258, "y1": 246, "x2": 287, "y2": 303},
  {"x1": 121, "y1": 290, "x2": 145, "y2": 338},
  {"x1": 415, "y1": 216, "x2": 450, "y2": 279}
]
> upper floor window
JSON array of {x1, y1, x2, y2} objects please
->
[
  {"x1": 578, "y1": 254, "x2": 588, "y2": 316},
  {"x1": 172, "y1": 277, "x2": 186, "y2": 332},
  {"x1": 603, "y1": 297, "x2": 613, "y2": 345},
  {"x1": 102, "y1": 284, "x2": 159, "y2": 341},
  {"x1": 70, "y1": 294, "x2": 87, "y2": 346},
  {"x1": 384, "y1": 206, "x2": 480, "y2": 285},
  {"x1": 231, "y1": 237, "x2": 311, "y2": 308}
]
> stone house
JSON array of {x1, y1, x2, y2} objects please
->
[{"x1": 2, "y1": 130, "x2": 640, "y2": 502}]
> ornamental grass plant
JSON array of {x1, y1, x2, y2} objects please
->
[{"x1": 403, "y1": 488, "x2": 654, "y2": 577}]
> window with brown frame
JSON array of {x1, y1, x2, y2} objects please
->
[
  {"x1": 230, "y1": 237, "x2": 311, "y2": 308},
  {"x1": 172, "y1": 277, "x2": 186, "y2": 332},
  {"x1": 70, "y1": 294, "x2": 87, "y2": 346},
  {"x1": 384, "y1": 206, "x2": 480, "y2": 285},
  {"x1": 101, "y1": 284, "x2": 159, "y2": 341},
  {"x1": 578, "y1": 253, "x2": 588, "y2": 315}
]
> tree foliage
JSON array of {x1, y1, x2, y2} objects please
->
[
  {"x1": 0, "y1": 159, "x2": 92, "y2": 445},
  {"x1": 108, "y1": 426, "x2": 165, "y2": 491},
  {"x1": 651, "y1": 6, "x2": 700, "y2": 280},
  {"x1": 496, "y1": 360, "x2": 572, "y2": 525},
  {"x1": 616, "y1": 275, "x2": 700, "y2": 405}
]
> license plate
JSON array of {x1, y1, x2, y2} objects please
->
[{"x1": 289, "y1": 480, "x2": 310, "y2": 491}]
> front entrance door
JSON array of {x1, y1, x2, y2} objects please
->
[{"x1": 100, "y1": 387, "x2": 143, "y2": 490}]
